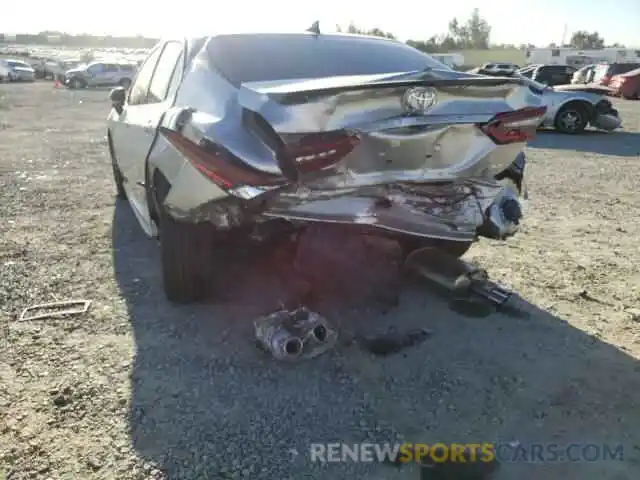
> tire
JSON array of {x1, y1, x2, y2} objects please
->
[
  {"x1": 554, "y1": 104, "x2": 588, "y2": 134},
  {"x1": 108, "y1": 135, "x2": 126, "y2": 199},
  {"x1": 150, "y1": 171, "x2": 219, "y2": 304},
  {"x1": 118, "y1": 78, "x2": 131, "y2": 89},
  {"x1": 398, "y1": 237, "x2": 473, "y2": 260},
  {"x1": 158, "y1": 205, "x2": 216, "y2": 304},
  {"x1": 68, "y1": 77, "x2": 84, "y2": 89}
]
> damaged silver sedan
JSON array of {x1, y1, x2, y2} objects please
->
[
  {"x1": 469, "y1": 68, "x2": 622, "y2": 134},
  {"x1": 107, "y1": 33, "x2": 546, "y2": 303}
]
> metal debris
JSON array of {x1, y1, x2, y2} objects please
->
[
  {"x1": 254, "y1": 307, "x2": 337, "y2": 361},
  {"x1": 404, "y1": 247, "x2": 512, "y2": 308},
  {"x1": 19, "y1": 300, "x2": 92, "y2": 322}
]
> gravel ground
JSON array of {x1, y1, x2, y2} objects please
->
[{"x1": 1, "y1": 82, "x2": 640, "y2": 480}]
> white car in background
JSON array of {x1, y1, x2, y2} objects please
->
[
  {"x1": 0, "y1": 58, "x2": 36, "y2": 82},
  {"x1": 480, "y1": 62, "x2": 520, "y2": 75}
]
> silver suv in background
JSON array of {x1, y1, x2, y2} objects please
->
[
  {"x1": 64, "y1": 62, "x2": 136, "y2": 89},
  {"x1": 0, "y1": 58, "x2": 36, "y2": 82}
]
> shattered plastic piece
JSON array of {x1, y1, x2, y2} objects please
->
[
  {"x1": 19, "y1": 300, "x2": 92, "y2": 322},
  {"x1": 254, "y1": 307, "x2": 337, "y2": 361}
]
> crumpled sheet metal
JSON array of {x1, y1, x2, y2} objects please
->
[{"x1": 254, "y1": 307, "x2": 338, "y2": 361}]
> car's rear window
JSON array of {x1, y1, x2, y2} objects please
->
[{"x1": 207, "y1": 34, "x2": 448, "y2": 85}]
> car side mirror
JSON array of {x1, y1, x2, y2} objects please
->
[{"x1": 109, "y1": 87, "x2": 126, "y2": 114}]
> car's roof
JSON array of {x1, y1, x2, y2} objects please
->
[{"x1": 159, "y1": 32, "x2": 401, "y2": 45}]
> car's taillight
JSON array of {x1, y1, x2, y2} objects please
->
[
  {"x1": 479, "y1": 106, "x2": 547, "y2": 145},
  {"x1": 160, "y1": 127, "x2": 281, "y2": 190},
  {"x1": 283, "y1": 132, "x2": 360, "y2": 174}
]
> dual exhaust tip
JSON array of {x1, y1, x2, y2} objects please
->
[
  {"x1": 255, "y1": 307, "x2": 333, "y2": 360},
  {"x1": 281, "y1": 323, "x2": 329, "y2": 358}
]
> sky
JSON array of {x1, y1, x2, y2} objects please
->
[{"x1": 1, "y1": 0, "x2": 639, "y2": 47}]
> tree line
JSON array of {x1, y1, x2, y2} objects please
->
[
  {"x1": 0, "y1": 11, "x2": 626, "y2": 52},
  {"x1": 338, "y1": 10, "x2": 624, "y2": 53}
]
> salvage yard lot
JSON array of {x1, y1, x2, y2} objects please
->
[{"x1": 1, "y1": 82, "x2": 640, "y2": 480}]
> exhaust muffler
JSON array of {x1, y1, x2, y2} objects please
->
[
  {"x1": 254, "y1": 312, "x2": 304, "y2": 360},
  {"x1": 254, "y1": 307, "x2": 337, "y2": 361}
]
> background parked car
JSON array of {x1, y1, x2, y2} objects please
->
[
  {"x1": 524, "y1": 64, "x2": 576, "y2": 86},
  {"x1": 27, "y1": 56, "x2": 47, "y2": 79},
  {"x1": 471, "y1": 68, "x2": 621, "y2": 134},
  {"x1": 609, "y1": 67, "x2": 640, "y2": 99},
  {"x1": 515, "y1": 73, "x2": 621, "y2": 134},
  {"x1": 0, "y1": 58, "x2": 36, "y2": 82},
  {"x1": 473, "y1": 62, "x2": 519, "y2": 76},
  {"x1": 592, "y1": 62, "x2": 640, "y2": 86},
  {"x1": 571, "y1": 64, "x2": 596, "y2": 84},
  {"x1": 517, "y1": 64, "x2": 542, "y2": 77},
  {"x1": 65, "y1": 61, "x2": 136, "y2": 89},
  {"x1": 54, "y1": 60, "x2": 81, "y2": 83}
]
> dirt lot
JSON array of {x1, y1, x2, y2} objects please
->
[{"x1": 1, "y1": 82, "x2": 640, "y2": 480}]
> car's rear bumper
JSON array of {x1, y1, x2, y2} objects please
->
[
  {"x1": 261, "y1": 175, "x2": 523, "y2": 242},
  {"x1": 164, "y1": 147, "x2": 528, "y2": 243}
]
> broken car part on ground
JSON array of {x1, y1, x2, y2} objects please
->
[{"x1": 254, "y1": 307, "x2": 337, "y2": 361}]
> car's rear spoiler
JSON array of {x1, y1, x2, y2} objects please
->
[{"x1": 238, "y1": 69, "x2": 529, "y2": 107}]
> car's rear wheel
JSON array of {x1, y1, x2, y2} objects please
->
[
  {"x1": 111, "y1": 160, "x2": 126, "y2": 199},
  {"x1": 108, "y1": 133, "x2": 126, "y2": 199},
  {"x1": 150, "y1": 170, "x2": 222, "y2": 304},
  {"x1": 398, "y1": 237, "x2": 473, "y2": 260},
  {"x1": 554, "y1": 104, "x2": 588, "y2": 134},
  {"x1": 158, "y1": 206, "x2": 217, "y2": 304}
]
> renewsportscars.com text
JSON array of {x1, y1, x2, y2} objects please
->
[{"x1": 309, "y1": 442, "x2": 624, "y2": 464}]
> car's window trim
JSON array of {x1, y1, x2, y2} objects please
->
[
  {"x1": 127, "y1": 43, "x2": 165, "y2": 105},
  {"x1": 146, "y1": 40, "x2": 185, "y2": 105},
  {"x1": 164, "y1": 46, "x2": 187, "y2": 104}
]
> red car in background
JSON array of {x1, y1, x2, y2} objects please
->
[
  {"x1": 592, "y1": 62, "x2": 640, "y2": 87},
  {"x1": 609, "y1": 68, "x2": 640, "y2": 99}
]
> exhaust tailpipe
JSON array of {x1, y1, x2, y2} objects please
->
[
  {"x1": 269, "y1": 329, "x2": 304, "y2": 359},
  {"x1": 309, "y1": 324, "x2": 328, "y2": 343},
  {"x1": 255, "y1": 312, "x2": 305, "y2": 360}
]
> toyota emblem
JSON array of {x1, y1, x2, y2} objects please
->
[{"x1": 402, "y1": 87, "x2": 437, "y2": 114}]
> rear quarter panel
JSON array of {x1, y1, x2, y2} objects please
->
[{"x1": 149, "y1": 52, "x2": 243, "y2": 213}]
